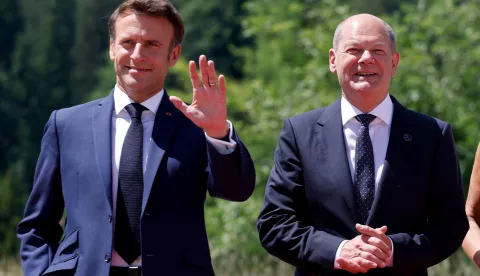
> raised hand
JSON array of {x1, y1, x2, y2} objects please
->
[
  {"x1": 170, "y1": 55, "x2": 229, "y2": 138},
  {"x1": 336, "y1": 224, "x2": 392, "y2": 273}
]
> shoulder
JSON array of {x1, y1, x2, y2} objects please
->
[
  {"x1": 43, "y1": 97, "x2": 110, "y2": 132},
  {"x1": 55, "y1": 98, "x2": 104, "y2": 119},
  {"x1": 395, "y1": 100, "x2": 450, "y2": 134},
  {"x1": 287, "y1": 99, "x2": 340, "y2": 128},
  {"x1": 288, "y1": 108, "x2": 326, "y2": 125}
]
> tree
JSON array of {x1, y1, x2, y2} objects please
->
[{"x1": 172, "y1": 0, "x2": 252, "y2": 78}]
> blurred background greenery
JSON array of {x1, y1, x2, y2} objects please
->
[{"x1": 1, "y1": 0, "x2": 479, "y2": 274}]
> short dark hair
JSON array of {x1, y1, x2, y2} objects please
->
[{"x1": 108, "y1": 0, "x2": 184, "y2": 47}]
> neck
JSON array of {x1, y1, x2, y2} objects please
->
[
  {"x1": 117, "y1": 84, "x2": 163, "y2": 103},
  {"x1": 342, "y1": 92, "x2": 388, "y2": 113}
]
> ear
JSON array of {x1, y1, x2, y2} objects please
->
[
  {"x1": 109, "y1": 39, "x2": 115, "y2": 61},
  {"x1": 391, "y1": 51, "x2": 400, "y2": 77},
  {"x1": 168, "y1": 44, "x2": 182, "y2": 67},
  {"x1": 329, "y1": 49, "x2": 337, "y2": 74}
]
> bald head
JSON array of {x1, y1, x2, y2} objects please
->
[{"x1": 333, "y1": 14, "x2": 396, "y2": 52}]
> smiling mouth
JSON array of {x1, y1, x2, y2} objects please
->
[
  {"x1": 126, "y1": 66, "x2": 151, "y2": 72},
  {"x1": 355, "y1": 72, "x2": 377, "y2": 76}
]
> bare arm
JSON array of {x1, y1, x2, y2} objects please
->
[{"x1": 463, "y1": 143, "x2": 480, "y2": 268}]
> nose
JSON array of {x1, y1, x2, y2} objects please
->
[
  {"x1": 358, "y1": 50, "x2": 375, "y2": 64},
  {"x1": 131, "y1": 43, "x2": 145, "y2": 61}
]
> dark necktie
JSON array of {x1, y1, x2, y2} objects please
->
[
  {"x1": 353, "y1": 114, "x2": 376, "y2": 224},
  {"x1": 114, "y1": 103, "x2": 147, "y2": 264}
]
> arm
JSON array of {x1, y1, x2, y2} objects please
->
[
  {"x1": 206, "y1": 125, "x2": 255, "y2": 202},
  {"x1": 169, "y1": 55, "x2": 255, "y2": 201},
  {"x1": 463, "y1": 142, "x2": 480, "y2": 268},
  {"x1": 388, "y1": 123, "x2": 468, "y2": 271},
  {"x1": 16, "y1": 111, "x2": 64, "y2": 276},
  {"x1": 257, "y1": 119, "x2": 344, "y2": 271}
]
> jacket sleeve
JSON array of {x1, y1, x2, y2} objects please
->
[
  {"x1": 257, "y1": 119, "x2": 343, "y2": 271},
  {"x1": 17, "y1": 111, "x2": 65, "y2": 276},
  {"x1": 206, "y1": 125, "x2": 256, "y2": 202},
  {"x1": 389, "y1": 123, "x2": 469, "y2": 271}
]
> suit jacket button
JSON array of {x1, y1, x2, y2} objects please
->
[
  {"x1": 108, "y1": 214, "x2": 112, "y2": 223},
  {"x1": 105, "y1": 254, "x2": 111, "y2": 263}
]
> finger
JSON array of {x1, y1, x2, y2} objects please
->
[
  {"x1": 199, "y1": 55, "x2": 209, "y2": 86},
  {"x1": 337, "y1": 257, "x2": 373, "y2": 273},
  {"x1": 189, "y1": 61, "x2": 201, "y2": 89},
  {"x1": 169, "y1": 96, "x2": 189, "y2": 115},
  {"x1": 363, "y1": 236, "x2": 391, "y2": 255},
  {"x1": 207, "y1": 60, "x2": 217, "y2": 86},
  {"x1": 360, "y1": 236, "x2": 391, "y2": 259},
  {"x1": 357, "y1": 224, "x2": 391, "y2": 248},
  {"x1": 356, "y1": 224, "x2": 386, "y2": 235},
  {"x1": 358, "y1": 247, "x2": 388, "y2": 266},
  {"x1": 354, "y1": 257, "x2": 381, "y2": 270},
  {"x1": 218, "y1": 75, "x2": 226, "y2": 96},
  {"x1": 376, "y1": 225, "x2": 388, "y2": 233}
]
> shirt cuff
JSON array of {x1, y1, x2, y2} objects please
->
[
  {"x1": 333, "y1": 240, "x2": 348, "y2": 269},
  {"x1": 205, "y1": 120, "x2": 237, "y2": 154},
  {"x1": 386, "y1": 237, "x2": 394, "y2": 266}
]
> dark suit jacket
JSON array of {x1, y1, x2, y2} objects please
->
[
  {"x1": 17, "y1": 90, "x2": 256, "y2": 276},
  {"x1": 257, "y1": 97, "x2": 468, "y2": 276}
]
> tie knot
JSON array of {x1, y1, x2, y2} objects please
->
[
  {"x1": 355, "y1": 114, "x2": 376, "y2": 126},
  {"x1": 125, "y1": 103, "x2": 147, "y2": 120}
]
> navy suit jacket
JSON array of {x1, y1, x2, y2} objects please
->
[
  {"x1": 257, "y1": 97, "x2": 468, "y2": 276},
  {"x1": 17, "y1": 90, "x2": 256, "y2": 276}
]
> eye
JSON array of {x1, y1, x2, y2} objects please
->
[
  {"x1": 346, "y1": 48, "x2": 361, "y2": 54},
  {"x1": 373, "y1": 49, "x2": 386, "y2": 55},
  {"x1": 121, "y1": 39, "x2": 135, "y2": 47}
]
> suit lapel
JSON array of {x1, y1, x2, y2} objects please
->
[
  {"x1": 142, "y1": 91, "x2": 178, "y2": 215},
  {"x1": 316, "y1": 99, "x2": 356, "y2": 222},
  {"x1": 92, "y1": 90, "x2": 114, "y2": 210},
  {"x1": 368, "y1": 97, "x2": 414, "y2": 225}
]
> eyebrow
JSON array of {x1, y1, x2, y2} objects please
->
[
  {"x1": 118, "y1": 37, "x2": 163, "y2": 45},
  {"x1": 343, "y1": 41, "x2": 387, "y2": 47}
]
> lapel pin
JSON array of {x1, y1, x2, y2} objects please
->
[
  {"x1": 166, "y1": 112, "x2": 172, "y2": 116},
  {"x1": 403, "y1": 133, "x2": 412, "y2": 142}
]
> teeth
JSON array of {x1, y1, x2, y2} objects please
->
[{"x1": 357, "y1": 73, "x2": 375, "y2": 76}]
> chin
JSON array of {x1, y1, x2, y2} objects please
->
[{"x1": 351, "y1": 84, "x2": 376, "y2": 94}]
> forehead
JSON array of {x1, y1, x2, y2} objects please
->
[
  {"x1": 114, "y1": 11, "x2": 173, "y2": 40},
  {"x1": 340, "y1": 19, "x2": 389, "y2": 47}
]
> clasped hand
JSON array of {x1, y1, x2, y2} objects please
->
[
  {"x1": 170, "y1": 55, "x2": 229, "y2": 138},
  {"x1": 336, "y1": 224, "x2": 393, "y2": 274}
]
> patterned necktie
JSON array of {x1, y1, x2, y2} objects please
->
[
  {"x1": 114, "y1": 103, "x2": 147, "y2": 264},
  {"x1": 354, "y1": 114, "x2": 376, "y2": 224}
]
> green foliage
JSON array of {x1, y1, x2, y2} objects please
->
[
  {"x1": 172, "y1": 0, "x2": 251, "y2": 78},
  {"x1": 0, "y1": 168, "x2": 27, "y2": 257}
]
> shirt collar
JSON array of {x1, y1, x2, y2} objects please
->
[
  {"x1": 341, "y1": 94, "x2": 393, "y2": 126},
  {"x1": 113, "y1": 84, "x2": 163, "y2": 115}
]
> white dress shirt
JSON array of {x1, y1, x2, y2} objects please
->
[
  {"x1": 334, "y1": 94, "x2": 394, "y2": 268},
  {"x1": 111, "y1": 85, "x2": 236, "y2": 266}
]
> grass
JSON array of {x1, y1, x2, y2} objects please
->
[{"x1": 0, "y1": 258, "x2": 21, "y2": 276}]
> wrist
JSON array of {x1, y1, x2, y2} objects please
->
[{"x1": 205, "y1": 122, "x2": 229, "y2": 138}]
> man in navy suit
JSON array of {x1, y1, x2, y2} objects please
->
[
  {"x1": 257, "y1": 14, "x2": 468, "y2": 275},
  {"x1": 17, "y1": 0, "x2": 255, "y2": 275}
]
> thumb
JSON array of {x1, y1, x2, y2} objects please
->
[
  {"x1": 377, "y1": 225, "x2": 388, "y2": 233},
  {"x1": 169, "y1": 96, "x2": 189, "y2": 114}
]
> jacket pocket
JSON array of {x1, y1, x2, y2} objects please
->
[
  {"x1": 42, "y1": 228, "x2": 80, "y2": 275},
  {"x1": 42, "y1": 255, "x2": 78, "y2": 275}
]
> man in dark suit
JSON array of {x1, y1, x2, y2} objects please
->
[
  {"x1": 17, "y1": 0, "x2": 255, "y2": 275},
  {"x1": 257, "y1": 13, "x2": 468, "y2": 275}
]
